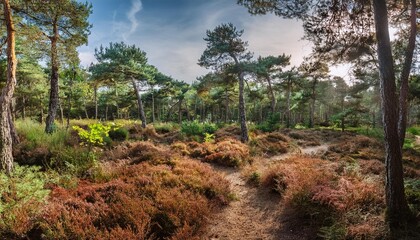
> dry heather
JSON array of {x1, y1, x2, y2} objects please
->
[
  {"x1": 34, "y1": 156, "x2": 230, "y2": 239},
  {"x1": 262, "y1": 156, "x2": 387, "y2": 239},
  {"x1": 214, "y1": 125, "x2": 242, "y2": 140},
  {"x1": 250, "y1": 132, "x2": 290, "y2": 156},
  {"x1": 322, "y1": 135, "x2": 384, "y2": 167},
  {"x1": 281, "y1": 129, "x2": 322, "y2": 147},
  {"x1": 170, "y1": 138, "x2": 251, "y2": 167}
]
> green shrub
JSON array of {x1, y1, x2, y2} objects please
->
[
  {"x1": 72, "y1": 123, "x2": 111, "y2": 148},
  {"x1": 153, "y1": 122, "x2": 178, "y2": 133},
  {"x1": 0, "y1": 165, "x2": 50, "y2": 236},
  {"x1": 318, "y1": 223, "x2": 346, "y2": 240},
  {"x1": 109, "y1": 127, "x2": 129, "y2": 141},
  {"x1": 255, "y1": 113, "x2": 281, "y2": 132},
  {"x1": 50, "y1": 147, "x2": 97, "y2": 177},
  {"x1": 16, "y1": 119, "x2": 68, "y2": 150},
  {"x1": 181, "y1": 121, "x2": 218, "y2": 138},
  {"x1": 407, "y1": 126, "x2": 420, "y2": 136},
  {"x1": 405, "y1": 179, "x2": 420, "y2": 214}
]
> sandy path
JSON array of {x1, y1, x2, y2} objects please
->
[
  {"x1": 203, "y1": 144, "x2": 329, "y2": 240},
  {"x1": 203, "y1": 166, "x2": 282, "y2": 240}
]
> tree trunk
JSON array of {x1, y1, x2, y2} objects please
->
[
  {"x1": 286, "y1": 77, "x2": 292, "y2": 128},
  {"x1": 21, "y1": 96, "x2": 26, "y2": 119},
  {"x1": 238, "y1": 72, "x2": 249, "y2": 142},
  {"x1": 1, "y1": 0, "x2": 17, "y2": 174},
  {"x1": 45, "y1": 21, "x2": 59, "y2": 134},
  {"x1": 131, "y1": 78, "x2": 147, "y2": 128},
  {"x1": 151, "y1": 87, "x2": 156, "y2": 123},
  {"x1": 373, "y1": 0, "x2": 411, "y2": 229},
  {"x1": 94, "y1": 85, "x2": 98, "y2": 120},
  {"x1": 59, "y1": 102, "x2": 64, "y2": 125},
  {"x1": 105, "y1": 104, "x2": 108, "y2": 121},
  {"x1": 266, "y1": 77, "x2": 276, "y2": 115},
  {"x1": 398, "y1": 0, "x2": 417, "y2": 149},
  {"x1": 8, "y1": 104, "x2": 18, "y2": 145},
  {"x1": 178, "y1": 99, "x2": 183, "y2": 124},
  {"x1": 225, "y1": 88, "x2": 229, "y2": 123},
  {"x1": 308, "y1": 79, "x2": 317, "y2": 128}
]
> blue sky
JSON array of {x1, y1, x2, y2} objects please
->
[{"x1": 78, "y1": 0, "x2": 323, "y2": 83}]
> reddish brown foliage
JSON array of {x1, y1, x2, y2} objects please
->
[
  {"x1": 204, "y1": 138, "x2": 250, "y2": 167},
  {"x1": 262, "y1": 156, "x2": 386, "y2": 239},
  {"x1": 35, "y1": 156, "x2": 230, "y2": 239},
  {"x1": 250, "y1": 132, "x2": 289, "y2": 156}
]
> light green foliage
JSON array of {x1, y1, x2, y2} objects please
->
[
  {"x1": 0, "y1": 165, "x2": 50, "y2": 233},
  {"x1": 73, "y1": 123, "x2": 111, "y2": 147},
  {"x1": 204, "y1": 133, "x2": 215, "y2": 143}
]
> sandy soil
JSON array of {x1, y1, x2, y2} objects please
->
[{"x1": 202, "y1": 144, "x2": 330, "y2": 240}]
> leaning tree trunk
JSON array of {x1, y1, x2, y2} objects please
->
[
  {"x1": 373, "y1": 0, "x2": 411, "y2": 229},
  {"x1": 45, "y1": 22, "x2": 59, "y2": 134},
  {"x1": 398, "y1": 0, "x2": 417, "y2": 149},
  {"x1": 132, "y1": 78, "x2": 147, "y2": 128},
  {"x1": 1, "y1": 0, "x2": 17, "y2": 174}
]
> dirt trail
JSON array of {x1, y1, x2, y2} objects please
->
[{"x1": 203, "y1": 144, "x2": 329, "y2": 240}]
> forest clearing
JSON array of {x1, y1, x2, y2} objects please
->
[{"x1": 1, "y1": 0, "x2": 420, "y2": 239}]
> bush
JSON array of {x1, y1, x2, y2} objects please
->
[
  {"x1": 35, "y1": 157, "x2": 230, "y2": 239},
  {"x1": 262, "y1": 157, "x2": 386, "y2": 238},
  {"x1": 255, "y1": 113, "x2": 281, "y2": 132},
  {"x1": 250, "y1": 132, "x2": 289, "y2": 156},
  {"x1": 109, "y1": 127, "x2": 129, "y2": 141},
  {"x1": 405, "y1": 179, "x2": 420, "y2": 215},
  {"x1": 15, "y1": 119, "x2": 68, "y2": 151},
  {"x1": 153, "y1": 122, "x2": 178, "y2": 134},
  {"x1": 204, "y1": 138, "x2": 250, "y2": 167},
  {"x1": 49, "y1": 147, "x2": 97, "y2": 177},
  {"x1": 73, "y1": 123, "x2": 111, "y2": 148},
  {"x1": 0, "y1": 165, "x2": 50, "y2": 237},
  {"x1": 181, "y1": 121, "x2": 218, "y2": 138},
  {"x1": 407, "y1": 126, "x2": 420, "y2": 136}
]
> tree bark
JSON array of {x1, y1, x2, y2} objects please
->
[
  {"x1": 1, "y1": 0, "x2": 17, "y2": 174},
  {"x1": 286, "y1": 75, "x2": 292, "y2": 128},
  {"x1": 308, "y1": 79, "x2": 317, "y2": 128},
  {"x1": 373, "y1": 0, "x2": 411, "y2": 228},
  {"x1": 398, "y1": 0, "x2": 417, "y2": 149},
  {"x1": 266, "y1": 76, "x2": 276, "y2": 115},
  {"x1": 132, "y1": 78, "x2": 147, "y2": 128},
  {"x1": 94, "y1": 84, "x2": 98, "y2": 120},
  {"x1": 151, "y1": 86, "x2": 156, "y2": 123},
  {"x1": 225, "y1": 88, "x2": 229, "y2": 123},
  {"x1": 238, "y1": 72, "x2": 249, "y2": 142},
  {"x1": 21, "y1": 96, "x2": 26, "y2": 119},
  {"x1": 8, "y1": 104, "x2": 18, "y2": 145},
  {"x1": 178, "y1": 99, "x2": 183, "y2": 124},
  {"x1": 45, "y1": 21, "x2": 59, "y2": 134}
]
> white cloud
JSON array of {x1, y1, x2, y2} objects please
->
[
  {"x1": 79, "y1": 51, "x2": 97, "y2": 67},
  {"x1": 79, "y1": 0, "x2": 317, "y2": 83},
  {"x1": 127, "y1": 0, "x2": 142, "y2": 36}
]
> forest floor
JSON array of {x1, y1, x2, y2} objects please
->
[{"x1": 203, "y1": 143, "x2": 330, "y2": 240}]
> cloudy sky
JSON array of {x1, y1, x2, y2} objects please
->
[{"x1": 78, "y1": 0, "x2": 344, "y2": 83}]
